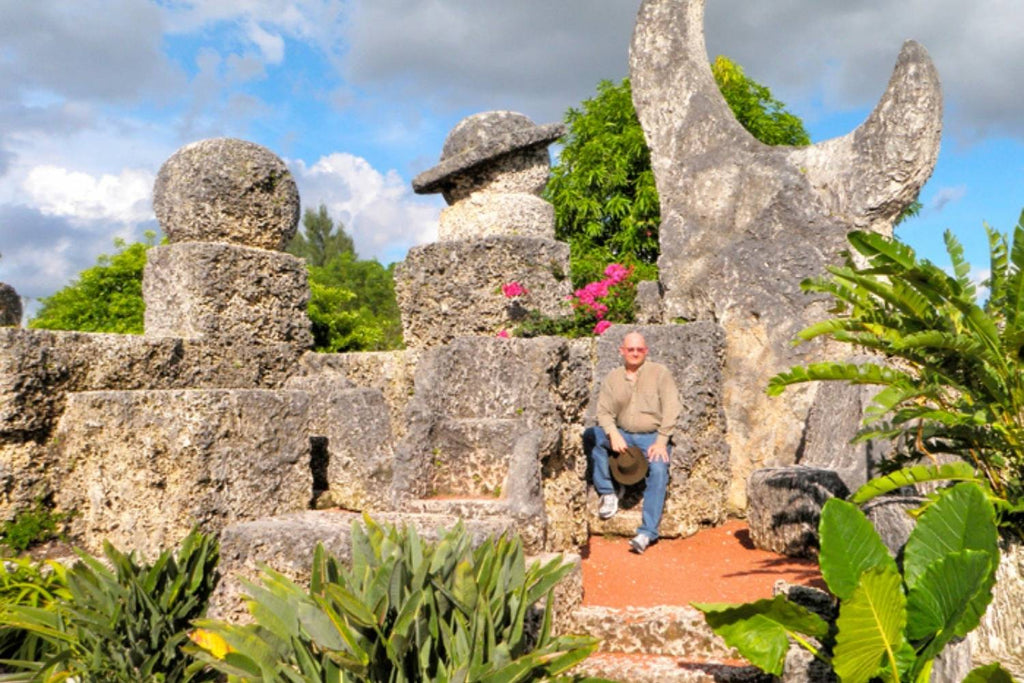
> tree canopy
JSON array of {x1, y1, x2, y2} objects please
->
[
  {"x1": 288, "y1": 205, "x2": 404, "y2": 352},
  {"x1": 545, "y1": 56, "x2": 811, "y2": 288},
  {"x1": 29, "y1": 234, "x2": 156, "y2": 335}
]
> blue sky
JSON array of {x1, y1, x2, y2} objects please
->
[{"x1": 1, "y1": 0, "x2": 1022, "y2": 318}]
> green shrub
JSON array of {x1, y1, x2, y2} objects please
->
[
  {"x1": 0, "y1": 502, "x2": 72, "y2": 555},
  {"x1": 188, "y1": 518, "x2": 599, "y2": 682},
  {"x1": 1, "y1": 528, "x2": 220, "y2": 682},
  {"x1": 0, "y1": 558, "x2": 70, "y2": 666},
  {"x1": 695, "y1": 481, "x2": 1014, "y2": 683}
]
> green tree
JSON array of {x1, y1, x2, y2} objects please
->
[
  {"x1": 291, "y1": 205, "x2": 404, "y2": 352},
  {"x1": 287, "y1": 203, "x2": 355, "y2": 267},
  {"x1": 29, "y1": 233, "x2": 156, "y2": 334},
  {"x1": 546, "y1": 57, "x2": 811, "y2": 288}
]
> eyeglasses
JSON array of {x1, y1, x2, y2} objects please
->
[{"x1": 623, "y1": 347, "x2": 647, "y2": 352}]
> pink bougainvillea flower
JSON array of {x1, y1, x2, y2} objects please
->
[
  {"x1": 496, "y1": 329, "x2": 510, "y2": 338},
  {"x1": 593, "y1": 320, "x2": 613, "y2": 335},
  {"x1": 502, "y1": 282, "x2": 528, "y2": 298}
]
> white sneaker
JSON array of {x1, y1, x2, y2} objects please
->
[
  {"x1": 629, "y1": 533, "x2": 651, "y2": 554},
  {"x1": 598, "y1": 493, "x2": 618, "y2": 519}
]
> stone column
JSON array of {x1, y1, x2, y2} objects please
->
[
  {"x1": 144, "y1": 138, "x2": 312, "y2": 352},
  {"x1": 396, "y1": 111, "x2": 572, "y2": 347}
]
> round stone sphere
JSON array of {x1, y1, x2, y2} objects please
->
[{"x1": 153, "y1": 138, "x2": 300, "y2": 251}]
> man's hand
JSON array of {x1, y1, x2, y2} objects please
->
[
  {"x1": 609, "y1": 430, "x2": 628, "y2": 454},
  {"x1": 647, "y1": 442, "x2": 670, "y2": 462}
]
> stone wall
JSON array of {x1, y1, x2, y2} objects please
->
[{"x1": 0, "y1": 328, "x2": 302, "y2": 520}]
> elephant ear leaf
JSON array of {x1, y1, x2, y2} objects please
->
[
  {"x1": 833, "y1": 566, "x2": 908, "y2": 683},
  {"x1": 903, "y1": 483, "x2": 998, "y2": 590},
  {"x1": 961, "y1": 662, "x2": 1018, "y2": 683},
  {"x1": 819, "y1": 498, "x2": 896, "y2": 600},
  {"x1": 693, "y1": 595, "x2": 828, "y2": 676},
  {"x1": 906, "y1": 549, "x2": 995, "y2": 664}
]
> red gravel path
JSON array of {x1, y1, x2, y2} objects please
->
[{"x1": 581, "y1": 519, "x2": 826, "y2": 607}]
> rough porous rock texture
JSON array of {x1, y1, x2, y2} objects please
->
[
  {"x1": 630, "y1": 0, "x2": 942, "y2": 510},
  {"x1": 284, "y1": 375, "x2": 395, "y2": 512},
  {"x1": 143, "y1": 242, "x2": 312, "y2": 349},
  {"x1": 440, "y1": 147, "x2": 553, "y2": 205},
  {"x1": 746, "y1": 467, "x2": 850, "y2": 558},
  {"x1": 0, "y1": 284, "x2": 21, "y2": 327},
  {"x1": 208, "y1": 510, "x2": 515, "y2": 622},
  {"x1": 587, "y1": 324, "x2": 731, "y2": 539},
  {"x1": 800, "y1": 369, "x2": 891, "y2": 491},
  {"x1": 972, "y1": 536, "x2": 1024, "y2": 678},
  {"x1": 862, "y1": 495, "x2": 921, "y2": 556},
  {"x1": 394, "y1": 336, "x2": 592, "y2": 551},
  {"x1": 0, "y1": 328, "x2": 302, "y2": 519},
  {"x1": 394, "y1": 237, "x2": 571, "y2": 348},
  {"x1": 438, "y1": 193, "x2": 555, "y2": 241},
  {"x1": 0, "y1": 442, "x2": 48, "y2": 521},
  {"x1": 53, "y1": 389, "x2": 312, "y2": 557},
  {"x1": 569, "y1": 605, "x2": 741, "y2": 660},
  {"x1": 153, "y1": 138, "x2": 300, "y2": 250},
  {"x1": 412, "y1": 111, "x2": 562, "y2": 199},
  {"x1": 292, "y1": 349, "x2": 420, "y2": 441}
]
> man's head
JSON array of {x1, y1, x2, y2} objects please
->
[{"x1": 619, "y1": 332, "x2": 648, "y2": 371}]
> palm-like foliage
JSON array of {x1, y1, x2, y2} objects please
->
[{"x1": 768, "y1": 211, "x2": 1024, "y2": 514}]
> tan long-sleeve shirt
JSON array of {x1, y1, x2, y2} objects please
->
[{"x1": 596, "y1": 360, "x2": 681, "y2": 447}]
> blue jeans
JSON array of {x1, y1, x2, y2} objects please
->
[{"x1": 588, "y1": 426, "x2": 670, "y2": 541}]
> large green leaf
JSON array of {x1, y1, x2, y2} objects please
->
[
  {"x1": 818, "y1": 499, "x2": 896, "y2": 600},
  {"x1": 694, "y1": 595, "x2": 828, "y2": 676},
  {"x1": 906, "y1": 549, "x2": 995, "y2": 665},
  {"x1": 850, "y1": 463, "x2": 981, "y2": 504},
  {"x1": 903, "y1": 483, "x2": 998, "y2": 590},
  {"x1": 961, "y1": 662, "x2": 1019, "y2": 683},
  {"x1": 832, "y1": 566, "x2": 907, "y2": 683}
]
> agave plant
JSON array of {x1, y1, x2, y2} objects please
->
[
  {"x1": 768, "y1": 211, "x2": 1024, "y2": 522},
  {"x1": 0, "y1": 528, "x2": 220, "y2": 682},
  {"x1": 0, "y1": 558, "x2": 70, "y2": 667},
  {"x1": 695, "y1": 481, "x2": 1013, "y2": 683},
  {"x1": 188, "y1": 517, "x2": 600, "y2": 682}
]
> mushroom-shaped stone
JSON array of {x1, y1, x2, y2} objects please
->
[
  {"x1": 154, "y1": 138, "x2": 300, "y2": 251},
  {"x1": 0, "y1": 283, "x2": 22, "y2": 326},
  {"x1": 413, "y1": 111, "x2": 564, "y2": 204}
]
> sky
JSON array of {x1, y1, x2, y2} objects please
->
[{"x1": 1, "y1": 0, "x2": 1022, "y2": 320}]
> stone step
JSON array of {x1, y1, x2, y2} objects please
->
[
  {"x1": 573, "y1": 652, "x2": 769, "y2": 683},
  {"x1": 209, "y1": 510, "x2": 514, "y2": 621},
  {"x1": 400, "y1": 496, "x2": 509, "y2": 518},
  {"x1": 567, "y1": 605, "x2": 742, "y2": 661}
]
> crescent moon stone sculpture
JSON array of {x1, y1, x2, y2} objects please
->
[{"x1": 630, "y1": 0, "x2": 942, "y2": 508}]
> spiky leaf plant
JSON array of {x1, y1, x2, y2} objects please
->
[
  {"x1": 188, "y1": 517, "x2": 600, "y2": 682},
  {"x1": 0, "y1": 528, "x2": 220, "y2": 682}
]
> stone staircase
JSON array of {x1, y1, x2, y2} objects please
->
[{"x1": 568, "y1": 604, "x2": 768, "y2": 682}]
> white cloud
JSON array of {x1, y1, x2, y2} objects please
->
[
  {"x1": 247, "y1": 22, "x2": 286, "y2": 65},
  {"x1": 289, "y1": 152, "x2": 440, "y2": 264},
  {"x1": 22, "y1": 166, "x2": 154, "y2": 224}
]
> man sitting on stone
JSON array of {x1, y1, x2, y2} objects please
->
[{"x1": 590, "y1": 331, "x2": 680, "y2": 554}]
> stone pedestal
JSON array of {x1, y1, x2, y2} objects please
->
[
  {"x1": 746, "y1": 466, "x2": 850, "y2": 557},
  {"x1": 394, "y1": 237, "x2": 571, "y2": 348},
  {"x1": 53, "y1": 389, "x2": 312, "y2": 556},
  {"x1": 143, "y1": 242, "x2": 311, "y2": 349}
]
